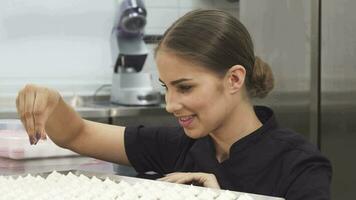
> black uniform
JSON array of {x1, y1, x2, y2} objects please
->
[{"x1": 124, "y1": 106, "x2": 332, "y2": 200}]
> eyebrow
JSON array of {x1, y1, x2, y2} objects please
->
[{"x1": 159, "y1": 78, "x2": 192, "y2": 86}]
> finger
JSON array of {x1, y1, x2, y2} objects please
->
[
  {"x1": 41, "y1": 131, "x2": 47, "y2": 140},
  {"x1": 157, "y1": 176, "x2": 170, "y2": 181},
  {"x1": 158, "y1": 173, "x2": 191, "y2": 183},
  {"x1": 16, "y1": 95, "x2": 19, "y2": 113},
  {"x1": 16, "y1": 94, "x2": 26, "y2": 129},
  {"x1": 18, "y1": 90, "x2": 32, "y2": 144},
  {"x1": 33, "y1": 90, "x2": 48, "y2": 141},
  {"x1": 159, "y1": 176, "x2": 183, "y2": 183},
  {"x1": 173, "y1": 173, "x2": 208, "y2": 185},
  {"x1": 190, "y1": 173, "x2": 220, "y2": 189},
  {"x1": 204, "y1": 174, "x2": 220, "y2": 189},
  {"x1": 17, "y1": 91, "x2": 25, "y2": 128},
  {"x1": 157, "y1": 173, "x2": 180, "y2": 181},
  {"x1": 157, "y1": 175, "x2": 176, "y2": 182},
  {"x1": 18, "y1": 90, "x2": 26, "y2": 124},
  {"x1": 174, "y1": 175, "x2": 196, "y2": 184},
  {"x1": 160, "y1": 172, "x2": 183, "y2": 178},
  {"x1": 24, "y1": 90, "x2": 37, "y2": 144}
]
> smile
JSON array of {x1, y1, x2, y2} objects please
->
[{"x1": 178, "y1": 115, "x2": 195, "y2": 128}]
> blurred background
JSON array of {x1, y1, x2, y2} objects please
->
[{"x1": 0, "y1": 0, "x2": 355, "y2": 199}]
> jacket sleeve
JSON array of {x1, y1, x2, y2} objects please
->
[
  {"x1": 283, "y1": 151, "x2": 332, "y2": 200},
  {"x1": 124, "y1": 125, "x2": 193, "y2": 175}
]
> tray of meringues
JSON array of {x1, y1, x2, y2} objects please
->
[{"x1": 0, "y1": 170, "x2": 285, "y2": 200}]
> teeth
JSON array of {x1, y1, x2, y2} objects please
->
[{"x1": 179, "y1": 116, "x2": 193, "y2": 121}]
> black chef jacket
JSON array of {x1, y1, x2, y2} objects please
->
[{"x1": 124, "y1": 106, "x2": 332, "y2": 200}]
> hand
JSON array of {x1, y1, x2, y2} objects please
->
[
  {"x1": 158, "y1": 172, "x2": 220, "y2": 189},
  {"x1": 16, "y1": 84, "x2": 61, "y2": 145}
]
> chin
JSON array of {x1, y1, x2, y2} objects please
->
[{"x1": 183, "y1": 128, "x2": 207, "y2": 139}]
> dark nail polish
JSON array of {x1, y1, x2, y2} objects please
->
[
  {"x1": 31, "y1": 136, "x2": 37, "y2": 145},
  {"x1": 34, "y1": 136, "x2": 38, "y2": 144},
  {"x1": 36, "y1": 132, "x2": 41, "y2": 141},
  {"x1": 29, "y1": 137, "x2": 33, "y2": 145}
]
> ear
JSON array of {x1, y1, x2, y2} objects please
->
[{"x1": 225, "y1": 65, "x2": 246, "y2": 94}]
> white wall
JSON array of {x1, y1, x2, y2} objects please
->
[
  {"x1": 0, "y1": 0, "x2": 238, "y2": 100},
  {"x1": 145, "y1": 0, "x2": 238, "y2": 35},
  {"x1": 0, "y1": 0, "x2": 115, "y2": 98}
]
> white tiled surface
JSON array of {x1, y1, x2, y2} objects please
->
[
  {"x1": 146, "y1": 0, "x2": 239, "y2": 34},
  {"x1": 145, "y1": 0, "x2": 179, "y2": 8},
  {"x1": 179, "y1": 0, "x2": 215, "y2": 8},
  {"x1": 146, "y1": 8, "x2": 179, "y2": 35},
  {"x1": 213, "y1": 0, "x2": 240, "y2": 9},
  {"x1": 0, "y1": 0, "x2": 239, "y2": 98}
]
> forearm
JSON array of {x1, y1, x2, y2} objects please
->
[
  {"x1": 68, "y1": 120, "x2": 130, "y2": 165},
  {"x1": 16, "y1": 85, "x2": 130, "y2": 165},
  {"x1": 45, "y1": 97, "x2": 85, "y2": 148},
  {"x1": 45, "y1": 99, "x2": 130, "y2": 164}
]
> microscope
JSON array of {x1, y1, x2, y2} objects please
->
[{"x1": 110, "y1": 0, "x2": 161, "y2": 106}]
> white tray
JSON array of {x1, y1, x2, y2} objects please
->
[{"x1": 7, "y1": 170, "x2": 285, "y2": 200}]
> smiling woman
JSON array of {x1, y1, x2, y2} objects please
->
[
  {"x1": 153, "y1": 9, "x2": 274, "y2": 142},
  {"x1": 15, "y1": 9, "x2": 331, "y2": 200}
]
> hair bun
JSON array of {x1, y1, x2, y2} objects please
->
[{"x1": 248, "y1": 56, "x2": 274, "y2": 98}]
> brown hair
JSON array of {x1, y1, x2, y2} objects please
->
[{"x1": 155, "y1": 9, "x2": 274, "y2": 98}]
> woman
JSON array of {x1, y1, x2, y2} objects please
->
[{"x1": 16, "y1": 10, "x2": 331, "y2": 199}]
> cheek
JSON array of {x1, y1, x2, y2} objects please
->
[
  {"x1": 183, "y1": 88, "x2": 228, "y2": 137},
  {"x1": 194, "y1": 90, "x2": 228, "y2": 121},
  {"x1": 186, "y1": 93, "x2": 215, "y2": 114}
]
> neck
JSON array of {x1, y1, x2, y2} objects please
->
[{"x1": 210, "y1": 101, "x2": 262, "y2": 163}]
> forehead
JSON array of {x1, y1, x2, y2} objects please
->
[{"x1": 155, "y1": 50, "x2": 217, "y2": 82}]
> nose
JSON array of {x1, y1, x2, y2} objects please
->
[{"x1": 165, "y1": 91, "x2": 183, "y2": 114}]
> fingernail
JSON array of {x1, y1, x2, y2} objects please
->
[
  {"x1": 36, "y1": 132, "x2": 41, "y2": 141},
  {"x1": 29, "y1": 137, "x2": 33, "y2": 145},
  {"x1": 31, "y1": 136, "x2": 38, "y2": 145}
]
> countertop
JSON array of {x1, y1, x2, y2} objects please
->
[
  {"x1": 0, "y1": 95, "x2": 168, "y2": 119},
  {"x1": 0, "y1": 104, "x2": 168, "y2": 119},
  {"x1": 0, "y1": 156, "x2": 133, "y2": 176}
]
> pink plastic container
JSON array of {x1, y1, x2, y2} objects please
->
[{"x1": 0, "y1": 119, "x2": 77, "y2": 159}]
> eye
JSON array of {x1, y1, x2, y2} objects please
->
[
  {"x1": 177, "y1": 84, "x2": 193, "y2": 93},
  {"x1": 161, "y1": 84, "x2": 168, "y2": 91}
]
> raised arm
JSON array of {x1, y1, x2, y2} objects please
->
[{"x1": 16, "y1": 84, "x2": 130, "y2": 165}]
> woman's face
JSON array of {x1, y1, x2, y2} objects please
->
[{"x1": 156, "y1": 50, "x2": 233, "y2": 139}]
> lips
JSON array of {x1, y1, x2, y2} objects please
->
[{"x1": 178, "y1": 115, "x2": 195, "y2": 128}]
